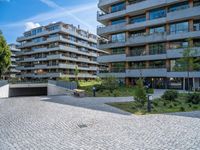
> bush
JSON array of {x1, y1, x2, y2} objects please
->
[
  {"x1": 134, "y1": 79, "x2": 147, "y2": 107},
  {"x1": 146, "y1": 88, "x2": 154, "y2": 94},
  {"x1": 162, "y1": 90, "x2": 179, "y2": 101},
  {"x1": 186, "y1": 93, "x2": 200, "y2": 105},
  {"x1": 102, "y1": 76, "x2": 118, "y2": 93},
  {"x1": 113, "y1": 90, "x2": 120, "y2": 97},
  {"x1": 179, "y1": 107, "x2": 185, "y2": 112}
]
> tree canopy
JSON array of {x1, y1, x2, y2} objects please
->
[{"x1": 0, "y1": 31, "x2": 11, "y2": 78}]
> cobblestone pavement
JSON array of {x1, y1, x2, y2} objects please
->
[{"x1": 0, "y1": 96, "x2": 200, "y2": 150}]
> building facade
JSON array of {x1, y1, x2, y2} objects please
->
[
  {"x1": 17, "y1": 22, "x2": 106, "y2": 80},
  {"x1": 3, "y1": 44, "x2": 20, "y2": 80},
  {"x1": 97, "y1": 0, "x2": 200, "y2": 90}
]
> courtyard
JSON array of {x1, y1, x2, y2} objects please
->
[{"x1": 0, "y1": 95, "x2": 200, "y2": 150}]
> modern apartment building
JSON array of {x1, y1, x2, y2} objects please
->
[
  {"x1": 97, "y1": 0, "x2": 200, "y2": 90},
  {"x1": 3, "y1": 44, "x2": 20, "y2": 79},
  {"x1": 17, "y1": 22, "x2": 107, "y2": 80}
]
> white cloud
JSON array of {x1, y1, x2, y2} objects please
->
[{"x1": 25, "y1": 22, "x2": 41, "y2": 31}]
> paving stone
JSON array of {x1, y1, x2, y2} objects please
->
[{"x1": 0, "y1": 96, "x2": 200, "y2": 150}]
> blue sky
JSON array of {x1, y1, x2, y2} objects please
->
[{"x1": 0, "y1": 0, "x2": 99, "y2": 43}]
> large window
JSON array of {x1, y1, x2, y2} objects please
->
[
  {"x1": 149, "y1": 43, "x2": 166, "y2": 55},
  {"x1": 194, "y1": 0, "x2": 200, "y2": 6},
  {"x1": 111, "y1": 48, "x2": 125, "y2": 54},
  {"x1": 169, "y1": 40, "x2": 188, "y2": 49},
  {"x1": 150, "y1": 26, "x2": 165, "y2": 34},
  {"x1": 111, "y1": 33, "x2": 126, "y2": 43},
  {"x1": 149, "y1": 61, "x2": 166, "y2": 68},
  {"x1": 149, "y1": 8, "x2": 166, "y2": 20},
  {"x1": 170, "y1": 22, "x2": 189, "y2": 34},
  {"x1": 111, "y1": 18, "x2": 126, "y2": 25},
  {"x1": 194, "y1": 20, "x2": 200, "y2": 31},
  {"x1": 168, "y1": 2, "x2": 189, "y2": 12},
  {"x1": 130, "y1": 62, "x2": 146, "y2": 69},
  {"x1": 111, "y1": 62, "x2": 125, "y2": 72},
  {"x1": 130, "y1": 30, "x2": 146, "y2": 37},
  {"x1": 129, "y1": 46, "x2": 146, "y2": 56},
  {"x1": 111, "y1": 2, "x2": 126, "y2": 13},
  {"x1": 130, "y1": 15, "x2": 146, "y2": 24}
]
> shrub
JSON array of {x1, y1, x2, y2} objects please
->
[
  {"x1": 102, "y1": 76, "x2": 118, "y2": 93},
  {"x1": 153, "y1": 101, "x2": 158, "y2": 107},
  {"x1": 186, "y1": 93, "x2": 200, "y2": 105},
  {"x1": 134, "y1": 79, "x2": 147, "y2": 107},
  {"x1": 179, "y1": 107, "x2": 185, "y2": 112},
  {"x1": 162, "y1": 90, "x2": 179, "y2": 101},
  {"x1": 146, "y1": 88, "x2": 154, "y2": 94},
  {"x1": 163, "y1": 101, "x2": 167, "y2": 106},
  {"x1": 113, "y1": 90, "x2": 120, "y2": 97}
]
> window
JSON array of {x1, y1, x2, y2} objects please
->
[
  {"x1": 149, "y1": 61, "x2": 166, "y2": 68},
  {"x1": 111, "y1": 48, "x2": 125, "y2": 54},
  {"x1": 129, "y1": 46, "x2": 146, "y2": 56},
  {"x1": 169, "y1": 40, "x2": 188, "y2": 49},
  {"x1": 194, "y1": 39, "x2": 200, "y2": 47},
  {"x1": 130, "y1": 62, "x2": 146, "y2": 69},
  {"x1": 130, "y1": 30, "x2": 146, "y2": 37},
  {"x1": 111, "y1": 62, "x2": 125, "y2": 72},
  {"x1": 194, "y1": 0, "x2": 200, "y2": 6},
  {"x1": 130, "y1": 15, "x2": 146, "y2": 24},
  {"x1": 111, "y1": 33, "x2": 126, "y2": 43},
  {"x1": 170, "y1": 22, "x2": 189, "y2": 34},
  {"x1": 194, "y1": 20, "x2": 200, "y2": 31},
  {"x1": 47, "y1": 25, "x2": 59, "y2": 31},
  {"x1": 111, "y1": 18, "x2": 126, "y2": 25},
  {"x1": 149, "y1": 43, "x2": 166, "y2": 55},
  {"x1": 168, "y1": 2, "x2": 189, "y2": 12},
  {"x1": 111, "y1": 2, "x2": 126, "y2": 13},
  {"x1": 149, "y1": 8, "x2": 166, "y2": 20},
  {"x1": 150, "y1": 26, "x2": 165, "y2": 34}
]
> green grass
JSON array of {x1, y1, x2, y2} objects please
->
[
  {"x1": 108, "y1": 94, "x2": 200, "y2": 115},
  {"x1": 79, "y1": 80, "x2": 154, "y2": 97}
]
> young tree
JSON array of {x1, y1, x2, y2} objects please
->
[
  {"x1": 134, "y1": 78, "x2": 147, "y2": 108},
  {"x1": 173, "y1": 43, "x2": 200, "y2": 91},
  {"x1": 74, "y1": 65, "x2": 79, "y2": 86},
  {"x1": 102, "y1": 76, "x2": 118, "y2": 93},
  {"x1": 0, "y1": 31, "x2": 11, "y2": 79}
]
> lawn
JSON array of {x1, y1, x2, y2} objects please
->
[
  {"x1": 79, "y1": 80, "x2": 154, "y2": 97},
  {"x1": 108, "y1": 92, "x2": 200, "y2": 115}
]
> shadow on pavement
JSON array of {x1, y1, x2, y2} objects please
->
[
  {"x1": 165, "y1": 111, "x2": 200, "y2": 119},
  {"x1": 41, "y1": 95, "x2": 132, "y2": 116}
]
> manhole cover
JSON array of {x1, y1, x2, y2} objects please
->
[{"x1": 78, "y1": 124, "x2": 88, "y2": 128}]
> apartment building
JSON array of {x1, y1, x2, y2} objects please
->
[
  {"x1": 17, "y1": 22, "x2": 106, "y2": 80},
  {"x1": 3, "y1": 44, "x2": 20, "y2": 79},
  {"x1": 97, "y1": 0, "x2": 200, "y2": 90}
]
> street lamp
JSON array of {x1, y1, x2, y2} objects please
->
[{"x1": 147, "y1": 94, "x2": 153, "y2": 112}]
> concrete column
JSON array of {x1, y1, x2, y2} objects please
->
[
  {"x1": 146, "y1": 27, "x2": 150, "y2": 34},
  {"x1": 108, "y1": 63, "x2": 112, "y2": 72},
  {"x1": 189, "y1": 0, "x2": 193, "y2": 7},
  {"x1": 189, "y1": 19, "x2": 194, "y2": 32},
  {"x1": 166, "y1": 24, "x2": 170, "y2": 34},
  {"x1": 125, "y1": 62, "x2": 129, "y2": 69},
  {"x1": 166, "y1": 60, "x2": 170, "y2": 72},
  {"x1": 145, "y1": 44, "x2": 149, "y2": 55},
  {"x1": 125, "y1": 77, "x2": 130, "y2": 86},
  {"x1": 125, "y1": 31, "x2": 129, "y2": 41},
  {"x1": 109, "y1": 6, "x2": 111, "y2": 13},
  {"x1": 125, "y1": 47, "x2": 130, "y2": 56},
  {"x1": 183, "y1": 78, "x2": 186, "y2": 90},
  {"x1": 146, "y1": 11, "x2": 149, "y2": 20},
  {"x1": 166, "y1": 42, "x2": 170, "y2": 50},
  {"x1": 125, "y1": 15, "x2": 129, "y2": 25},
  {"x1": 193, "y1": 78, "x2": 195, "y2": 91}
]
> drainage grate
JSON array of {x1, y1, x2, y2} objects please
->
[{"x1": 78, "y1": 124, "x2": 88, "y2": 128}]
